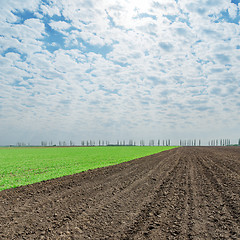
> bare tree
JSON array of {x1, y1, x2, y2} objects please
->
[
  {"x1": 149, "y1": 140, "x2": 154, "y2": 146},
  {"x1": 41, "y1": 141, "x2": 47, "y2": 147}
]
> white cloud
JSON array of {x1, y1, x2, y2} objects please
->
[
  {"x1": 24, "y1": 18, "x2": 45, "y2": 32},
  {"x1": 5, "y1": 52, "x2": 21, "y2": 61},
  {"x1": 0, "y1": 20, "x2": 45, "y2": 51},
  {"x1": 49, "y1": 20, "x2": 71, "y2": 31},
  {"x1": 228, "y1": 3, "x2": 238, "y2": 19},
  {"x1": 41, "y1": 4, "x2": 61, "y2": 17},
  {"x1": 0, "y1": 0, "x2": 40, "y2": 21}
]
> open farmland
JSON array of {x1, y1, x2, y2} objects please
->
[
  {"x1": 0, "y1": 146, "x2": 175, "y2": 191},
  {"x1": 0, "y1": 146, "x2": 239, "y2": 239}
]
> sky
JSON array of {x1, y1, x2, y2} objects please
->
[{"x1": 0, "y1": 0, "x2": 240, "y2": 146}]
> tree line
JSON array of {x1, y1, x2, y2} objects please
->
[
  {"x1": 208, "y1": 139, "x2": 231, "y2": 146},
  {"x1": 37, "y1": 139, "x2": 172, "y2": 147},
  {"x1": 179, "y1": 139, "x2": 201, "y2": 146},
  {"x1": 14, "y1": 138, "x2": 240, "y2": 147}
]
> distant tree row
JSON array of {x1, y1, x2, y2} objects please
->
[
  {"x1": 14, "y1": 138, "x2": 240, "y2": 147},
  {"x1": 179, "y1": 139, "x2": 201, "y2": 146},
  {"x1": 49, "y1": 139, "x2": 172, "y2": 147},
  {"x1": 17, "y1": 142, "x2": 30, "y2": 147},
  {"x1": 208, "y1": 139, "x2": 231, "y2": 146}
]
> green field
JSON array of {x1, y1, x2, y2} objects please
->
[{"x1": 0, "y1": 146, "x2": 176, "y2": 191}]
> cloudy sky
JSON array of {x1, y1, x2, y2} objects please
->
[{"x1": 0, "y1": 0, "x2": 240, "y2": 146}]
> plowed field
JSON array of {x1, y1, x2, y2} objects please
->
[{"x1": 0, "y1": 147, "x2": 240, "y2": 239}]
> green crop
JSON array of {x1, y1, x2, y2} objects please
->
[{"x1": 0, "y1": 146, "x2": 176, "y2": 191}]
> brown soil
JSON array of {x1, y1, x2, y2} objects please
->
[{"x1": 0, "y1": 147, "x2": 240, "y2": 239}]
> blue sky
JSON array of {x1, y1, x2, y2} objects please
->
[{"x1": 0, "y1": 0, "x2": 240, "y2": 145}]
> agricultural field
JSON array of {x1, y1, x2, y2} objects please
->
[
  {"x1": 0, "y1": 146, "x2": 239, "y2": 239},
  {"x1": 0, "y1": 146, "x2": 176, "y2": 191}
]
